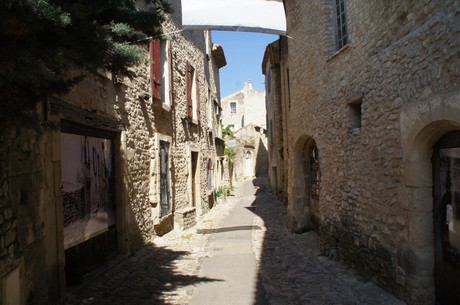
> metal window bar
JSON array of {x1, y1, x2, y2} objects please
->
[
  {"x1": 160, "y1": 141, "x2": 171, "y2": 217},
  {"x1": 335, "y1": 0, "x2": 348, "y2": 50},
  {"x1": 310, "y1": 146, "x2": 320, "y2": 200}
]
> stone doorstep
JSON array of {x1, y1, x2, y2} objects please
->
[
  {"x1": 174, "y1": 207, "x2": 197, "y2": 231},
  {"x1": 155, "y1": 213, "x2": 174, "y2": 236}
]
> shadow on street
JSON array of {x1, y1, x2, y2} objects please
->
[
  {"x1": 197, "y1": 225, "x2": 262, "y2": 234},
  {"x1": 247, "y1": 177, "x2": 405, "y2": 305},
  {"x1": 65, "y1": 244, "x2": 220, "y2": 305}
]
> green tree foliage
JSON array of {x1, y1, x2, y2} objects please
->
[
  {"x1": 222, "y1": 126, "x2": 235, "y2": 138},
  {"x1": 224, "y1": 146, "x2": 236, "y2": 164},
  {"x1": 0, "y1": 0, "x2": 171, "y2": 123}
]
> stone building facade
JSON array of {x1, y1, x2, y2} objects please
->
[
  {"x1": 0, "y1": 0, "x2": 227, "y2": 304},
  {"x1": 263, "y1": 40, "x2": 286, "y2": 196},
  {"x1": 221, "y1": 80, "x2": 266, "y2": 131},
  {"x1": 265, "y1": 1, "x2": 460, "y2": 304}
]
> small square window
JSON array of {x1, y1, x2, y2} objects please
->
[{"x1": 349, "y1": 102, "x2": 362, "y2": 129}]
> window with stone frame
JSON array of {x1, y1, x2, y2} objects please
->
[
  {"x1": 186, "y1": 62, "x2": 200, "y2": 121},
  {"x1": 333, "y1": 0, "x2": 349, "y2": 50}
]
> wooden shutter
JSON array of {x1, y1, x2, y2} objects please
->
[
  {"x1": 196, "y1": 73, "x2": 200, "y2": 121},
  {"x1": 149, "y1": 39, "x2": 161, "y2": 101},
  {"x1": 186, "y1": 62, "x2": 193, "y2": 118}
]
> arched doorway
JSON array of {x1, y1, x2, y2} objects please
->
[
  {"x1": 301, "y1": 139, "x2": 320, "y2": 229},
  {"x1": 432, "y1": 131, "x2": 460, "y2": 305},
  {"x1": 289, "y1": 135, "x2": 320, "y2": 231},
  {"x1": 402, "y1": 122, "x2": 459, "y2": 304},
  {"x1": 244, "y1": 150, "x2": 253, "y2": 178}
]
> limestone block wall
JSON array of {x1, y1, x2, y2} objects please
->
[{"x1": 283, "y1": 0, "x2": 460, "y2": 304}]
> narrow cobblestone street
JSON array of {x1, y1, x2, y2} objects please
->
[{"x1": 66, "y1": 178, "x2": 406, "y2": 305}]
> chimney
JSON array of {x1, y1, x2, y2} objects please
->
[{"x1": 244, "y1": 80, "x2": 253, "y2": 91}]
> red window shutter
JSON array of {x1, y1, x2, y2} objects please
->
[
  {"x1": 196, "y1": 74, "x2": 200, "y2": 121},
  {"x1": 149, "y1": 39, "x2": 161, "y2": 101},
  {"x1": 186, "y1": 62, "x2": 193, "y2": 118}
]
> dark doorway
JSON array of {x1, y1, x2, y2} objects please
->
[
  {"x1": 300, "y1": 140, "x2": 320, "y2": 229},
  {"x1": 60, "y1": 123, "x2": 117, "y2": 286},
  {"x1": 432, "y1": 131, "x2": 460, "y2": 305},
  {"x1": 191, "y1": 151, "x2": 199, "y2": 207},
  {"x1": 160, "y1": 141, "x2": 171, "y2": 217}
]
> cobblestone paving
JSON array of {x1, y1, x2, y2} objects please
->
[
  {"x1": 66, "y1": 178, "x2": 406, "y2": 305},
  {"x1": 251, "y1": 178, "x2": 406, "y2": 305},
  {"x1": 65, "y1": 195, "x2": 239, "y2": 305}
]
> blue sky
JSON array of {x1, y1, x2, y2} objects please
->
[{"x1": 211, "y1": 31, "x2": 279, "y2": 98}]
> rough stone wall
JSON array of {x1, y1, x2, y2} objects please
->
[
  {"x1": 282, "y1": 0, "x2": 460, "y2": 304},
  {"x1": 0, "y1": 109, "x2": 65, "y2": 304},
  {"x1": 222, "y1": 81, "x2": 266, "y2": 130},
  {"x1": 263, "y1": 41, "x2": 285, "y2": 194},
  {"x1": 163, "y1": 0, "x2": 222, "y2": 216},
  {"x1": 0, "y1": 0, "x2": 224, "y2": 303}
]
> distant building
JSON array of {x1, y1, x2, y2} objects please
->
[
  {"x1": 221, "y1": 80, "x2": 266, "y2": 131},
  {"x1": 227, "y1": 124, "x2": 268, "y2": 182},
  {"x1": 221, "y1": 82, "x2": 268, "y2": 182}
]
